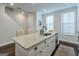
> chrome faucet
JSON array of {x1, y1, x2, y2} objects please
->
[
  {"x1": 43, "y1": 25, "x2": 47, "y2": 33},
  {"x1": 40, "y1": 25, "x2": 47, "y2": 35}
]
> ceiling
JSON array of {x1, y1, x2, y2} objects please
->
[
  {"x1": 5, "y1": 3, "x2": 79, "y2": 13},
  {"x1": 14, "y1": 3, "x2": 64, "y2": 12}
]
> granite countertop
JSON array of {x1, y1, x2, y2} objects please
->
[{"x1": 12, "y1": 32, "x2": 57, "y2": 49}]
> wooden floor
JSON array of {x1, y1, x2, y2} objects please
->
[
  {"x1": 0, "y1": 43, "x2": 15, "y2": 56},
  {"x1": 54, "y1": 44, "x2": 75, "y2": 56},
  {"x1": 59, "y1": 40, "x2": 79, "y2": 56}
]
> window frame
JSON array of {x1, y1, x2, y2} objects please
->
[
  {"x1": 45, "y1": 15, "x2": 54, "y2": 31},
  {"x1": 61, "y1": 12, "x2": 76, "y2": 35}
]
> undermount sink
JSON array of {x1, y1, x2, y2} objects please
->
[{"x1": 43, "y1": 32, "x2": 52, "y2": 36}]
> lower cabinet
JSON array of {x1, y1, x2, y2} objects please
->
[
  {"x1": 27, "y1": 42, "x2": 45, "y2": 56},
  {"x1": 15, "y1": 43, "x2": 28, "y2": 56},
  {"x1": 15, "y1": 35, "x2": 56, "y2": 56},
  {"x1": 27, "y1": 46, "x2": 38, "y2": 56}
]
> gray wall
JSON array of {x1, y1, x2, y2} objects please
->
[{"x1": 0, "y1": 5, "x2": 21, "y2": 45}]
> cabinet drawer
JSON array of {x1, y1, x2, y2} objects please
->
[
  {"x1": 27, "y1": 45, "x2": 38, "y2": 56},
  {"x1": 36, "y1": 50, "x2": 48, "y2": 56},
  {"x1": 27, "y1": 41, "x2": 45, "y2": 56},
  {"x1": 45, "y1": 36, "x2": 55, "y2": 44},
  {"x1": 38, "y1": 42, "x2": 52, "y2": 56}
]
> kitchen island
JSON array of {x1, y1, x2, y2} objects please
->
[{"x1": 13, "y1": 32, "x2": 58, "y2": 56}]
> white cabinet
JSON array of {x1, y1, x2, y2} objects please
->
[
  {"x1": 15, "y1": 33, "x2": 58, "y2": 56},
  {"x1": 43, "y1": 36, "x2": 55, "y2": 56},
  {"x1": 15, "y1": 43, "x2": 28, "y2": 56},
  {"x1": 27, "y1": 46, "x2": 38, "y2": 56},
  {"x1": 36, "y1": 36, "x2": 56, "y2": 56},
  {"x1": 27, "y1": 42, "x2": 45, "y2": 56}
]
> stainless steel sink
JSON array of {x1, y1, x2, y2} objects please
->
[{"x1": 43, "y1": 32, "x2": 52, "y2": 36}]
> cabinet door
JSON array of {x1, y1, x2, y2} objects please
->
[
  {"x1": 45, "y1": 40, "x2": 52, "y2": 55},
  {"x1": 44, "y1": 36, "x2": 55, "y2": 55},
  {"x1": 27, "y1": 46, "x2": 38, "y2": 56},
  {"x1": 51, "y1": 39, "x2": 55, "y2": 51},
  {"x1": 36, "y1": 42, "x2": 46, "y2": 56},
  {"x1": 28, "y1": 41, "x2": 45, "y2": 56},
  {"x1": 36, "y1": 49, "x2": 48, "y2": 56},
  {"x1": 15, "y1": 43, "x2": 27, "y2": 56},
  {"x1": 50, "y1": 36, "x2": 56, "y2": 50},
  {"x1": 36, "y1": 38, "x2": 51, "y2": 56}
]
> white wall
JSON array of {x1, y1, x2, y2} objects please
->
[
  {"x1": 0, "y1": 5, "x2": 21, "y2": 45},
  {"x1": 76, "y1": 6, "x2": 79, "y2": 33},
  {"x1": 27, "y1": 13, "x2": 36, "y2": 33},
  {"x1": 42, "y1": 6, "x2": 77, "y2": 44},
  {"x1": 54, "y1": 13, "x2": 61, "y2": 33},
  {"x1": 5, "y1": 8, "x2": 36, "y2": 34},
  {"x1": 36, "y1": 12, "x2": 42, "y2": 31},
  {"x1": 53, "y1": 7, "x2": 77, "y2": 44}
]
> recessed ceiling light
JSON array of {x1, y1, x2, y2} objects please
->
[{"x1": 10, "y1": 3, "x2": 14, "y2": 5}]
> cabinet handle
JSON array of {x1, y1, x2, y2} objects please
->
[
  {"x1": 34, "y1": 47, "x2": 38, "y2": 50},
  {"x1": 47, "y1": 45, "x2": 49, "y2": 47}
]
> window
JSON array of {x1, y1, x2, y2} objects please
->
[
  {"x1": 46, "y1": 16, "x2": 54, "y2": 31},
  {"x1": 61, "y1": 12, "x2": 75, "y2": 34}
]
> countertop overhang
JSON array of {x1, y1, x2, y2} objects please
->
[{"x1": 12, "y1": 32, "x2": 57, "y2": 49}]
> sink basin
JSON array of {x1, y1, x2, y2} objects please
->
[{"x1": 43, "y1": 32, "x2": 52, "y2": 36}]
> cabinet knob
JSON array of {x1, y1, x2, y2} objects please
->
[
  {"x1": 78, "y1": 36, "x2": 79, "y2": 39},
  {"x1": 39, "y1": 51, "x2": 42, "y2": 53},
  {"x1": 34, "y1": 47, "x2": 38, "y2": 50},
  {"x1": 44, "y1": 41, "x2": 46, "y2": 44},
  {"x1": 47, "y1": 45, "x2": 49, "y2": 47}
]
